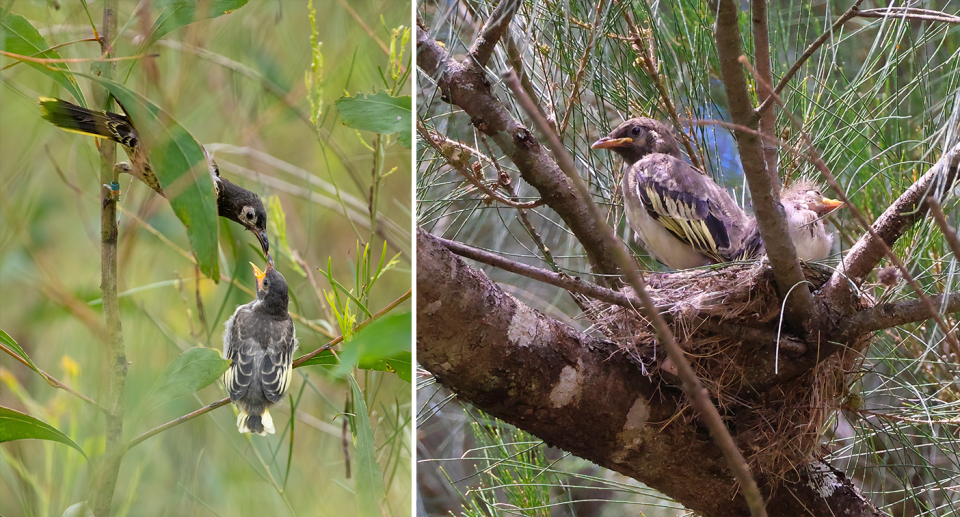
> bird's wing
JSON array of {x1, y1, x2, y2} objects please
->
[
  {"x1": 224, "y1": 307, "x2": 256, "y2": 401},
  {"x1": 259, "y1": 318, "x2": 296, "y2": 403},
  {"x1": 632, "y1": 155, "x2": 739, "y2": 262}
]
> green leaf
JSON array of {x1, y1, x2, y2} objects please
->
[
  {"x1": 0, "y1": 329, "x2": 42, "y2": 377},
  {"x1": 267, "y1": 195, "x2": 305, "y2": 277},
  {"x1": 0, "y1": 406, "x2": 88, "y2": 460},
  {"x1": 348, "y1": 374, "x2": 385, "y2": 517},
  {"x1": 0, "y1": 8, "x2": 86, "y2": 106},
  {"x1": 141, "y1": 347, "x2": 230, "y2": 416},
  {"x1": 76, "y1": 73, "x2": 220, "y2": 280},
  {"x1": 335, "y1": 91, "x2": 411, "y2": 148},
  {"x1": 298, "y1": 312, "x2": 411, "y2": 382},
  {"x1": 61, "y1": 502, "x2": 94, "y2": 517},
  {"x1": 136, "y1": 0, "x2": 249, "y2": 53}
]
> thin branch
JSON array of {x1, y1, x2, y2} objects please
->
[
  {"x1": 838, "y1": 291, "x2": 960, "y2": 342},
  {"x1": 0, "y1": 342, "x2": 107, "y2": 413},
  {"x1": 502, "y1": 69, "x2": 768, "y2": 517},
  {"x1": 418, "y1": 121, "x2": 544, "y2": 209},
  {"x1": 751, "y1": 0, "x2": 780, "y2": 192},
  {"x1": 0, "y1": 37, "x2": 99, "y2": 71},
  {"x1": 0, "y1": 49, "x2": 156, "y2": 64},
  {"x1": 92, "y1": 1, "x2": 127, "y2": 514},
  {"x1": 616, "y1": 5, "x2": 702, "y2": 170},
  {"x1": 856, "y1": 7, "x2": 960, "y2": 24},
  {"x1": 558, "y1": 0, "x2": 606, "y2": 136},
  {"x1": 756, "y1": 0, "x2": 865, "y2": 117},
  {"x1": 469, "y1": 0, "x2": 521, "y2": 67},
  {"x1": 435, "y1": 234, "x2": 639, "y2": 307},
  {"x1": 716, "y1": 0, "x2": 813, "y2": 338},
  {"x1": 927, "y1": 198, "x2": 960, "y2": 266}
]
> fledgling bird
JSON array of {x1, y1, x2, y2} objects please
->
[
  {"x1": 222, "y1": 258, "x2": 296, "y2": 436},
  {"x1": 38, "y1": 97, "x2": 269, "y2": 255},
  {"x1": 779, "y1": 179, "x2": 844, "y2": 261},
  {"x1": 592, "y1": 117, "x2": 761, "y2": 269}
]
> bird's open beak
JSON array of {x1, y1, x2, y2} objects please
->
[
  {"x1": 591, "y1": 136, "x2": 633, "y2": 150},
  {"x1": 250, "y1": 261, "x2": 267, "y2": 291},
  {"x1": 255, "y1": 229, "x2": 269, "y2": 256},
  {"x1": 821, "y1": 197, "x2": 844, "y2": 213}
]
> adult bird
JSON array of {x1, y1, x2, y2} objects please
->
[
  {"x1": 779, "y1": 179, "x2": 844, "y2": 261},
  {"x1": 222, "y1": 257, "x2": 296, "y2": 435},
  {"x1": 38, "y1": 97, "x2": 269, "y2": 255},
  {"x1": 592, "y1": 117, "x2": 761, "y2": 269}
]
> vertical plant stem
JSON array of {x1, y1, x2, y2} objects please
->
[
  {"x1": 91, "y1": 1, "x2": 128, "y2": 515},
  {"x1": 751, "y1": 0, "x2": 781, "y2": 192},
  {"x1": 369, "y1": 134, "x2": 385, "y2": 243}
]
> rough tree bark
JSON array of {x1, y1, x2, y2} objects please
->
[{"x1": 417, "y1": 230, "x2": 879, "y2": 516}]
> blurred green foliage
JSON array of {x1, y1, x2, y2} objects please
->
[{"x1": 0, "y1": 1, "x2": 411, "y2": 516}]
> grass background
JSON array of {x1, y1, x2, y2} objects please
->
[{"x1": 0, "y1": 1, "x2": 411, "y2": 516}]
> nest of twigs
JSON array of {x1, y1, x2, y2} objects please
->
[{"x1": 590, "y1": 261, "x2": 869, "y2": 479}]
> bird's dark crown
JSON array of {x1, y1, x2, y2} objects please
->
[
  {"x1": 256, "y1": 267, "x2": 289, "y2": 316},
  {"x1": 218, "y1": 177, "x2": 269, "y2": 252},
  {"x1": 593, "y1": 117, "x2": 682, "y2": 165}
]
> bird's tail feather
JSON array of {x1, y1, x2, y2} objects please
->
[
  {"x1": 38, "y1": 97, "x2": 138, "y2": 148},
  {"x1": 236, "y1": 409, "x2": 275, "y2": 437}
]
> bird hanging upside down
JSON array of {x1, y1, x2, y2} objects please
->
[
  {"x1": 38, "y1": 97, "x2": 269, "y2": 255},
  {"x1": 222, "y1": 257, "x2": 296, "y2": 436}
]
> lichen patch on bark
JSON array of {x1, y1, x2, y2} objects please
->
[
  {"x1": 507, "y1": 303, "x2": 544, "y2": 348},
  {"x1": 549, "y1": 363, "x2": 584, "y2": 408}
]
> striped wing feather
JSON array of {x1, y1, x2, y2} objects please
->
[
  {"x1": 634, "y1": 155, "x2": 736, "y2": 262},
  {"x1": 224, "y1": 308, "x2": 295, "y2": 403}
]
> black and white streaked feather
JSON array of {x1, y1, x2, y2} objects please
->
[
  {"x1": 222, "y1": 263, "x2": 296, "y2": 436},
  {"x1": 593, "y1": 118, "x2": 761, "y2": 269},
  {"x1": 38, "y1": 97, "x2": 269, "y2": 254}
]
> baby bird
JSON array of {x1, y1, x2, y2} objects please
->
[
  {"x1": 222, "y1": 257, "x2": 296, "y2": 435},
  {"x1": 592, "y1": 118, "x2": 761, "y2": 269},
  {"x1": 780, "y1": 180, "x2": 844, "y2": 261}
]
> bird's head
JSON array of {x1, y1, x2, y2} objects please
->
[
  {"x1": 250, "y1": 255, "x2": 289, "y2": 313},
  {"x1": 591, "y1": 118, "x2": 682, "y2": 164},
  {"x1": 782, "y1": 180, "x2": 844, "y2": 217},
  {"x1": 238, "y1": 200, "x2": 270, "y2": 255}
]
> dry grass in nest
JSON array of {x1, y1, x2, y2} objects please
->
[{"x1": 589, "y1": 261, "x2": 868, "y2": 479}]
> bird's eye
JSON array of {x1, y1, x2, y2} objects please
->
[
  {"x1": 630, "y1": 126, "x2": 642, "y2": 136},
  {"x1": 243, "y1": 208, "x2": 255, "y2": 221}
]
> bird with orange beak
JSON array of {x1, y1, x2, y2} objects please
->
[{"x1": 222, "y1": 255, "x2": 296, "y2": 435}]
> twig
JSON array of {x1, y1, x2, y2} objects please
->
[
  {"x1": 503, "y1": 68, "x2": 768, "y2": 517},
  {"x1": 838, "y1": 291, "x2": 960, "y2": 342},
  {"x1": 757, "y1": 0, "x2": 865, "y2": 117},
  {"x1": 751, "y1": 0, "x2": 781, "y2": 192},
  {"x1": 0, "y1": 37, "x2": 99, "y2": 71},
  {"x1": 418, "y1": 121, "x2": 543, "y2": 209},
  {"x1": 0, "y1": 49, "x2": 156, "y2": 65},
  {"x1": 856, "y1": 8, "x2": 960, "y2": 24},
  {"x1": 558, "y1": 0, "x2": 606, "y2": 136},
  {"x1": 717, "y1": 0, "x2": 813, "y2": 340},
  {"x1": 91, "y1": 1, "x2": 127, "y2": 515},
  {"x1": 435, "y1": 235, "x2": 639, "y2": 307},
  {"x1": 616, "y1": 6, "x2": 703, "y2": 170},
  {"x1": 469, "y1": 0, "x2": 521, "y2": 67},
  {"x1": 0, "y1": 342, "x2": 107, "y2": 413}
]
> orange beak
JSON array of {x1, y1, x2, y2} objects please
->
[
  {"x1": 250, "y1": 262, "x2": 267, "y2": 291},
  {"x1": 591, "y1": 136, "x2": 633, "y2": 150},
  {"x1": 821, "y1": 197, "x2": 844, "y2": 213}
]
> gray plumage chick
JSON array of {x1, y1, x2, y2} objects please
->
[
  {"x1": 223, "y1": 258, "x2": 296, "y2": 435},
  {"x1": 592, "y1": 118, "x2": 761, "y2": 269}
]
